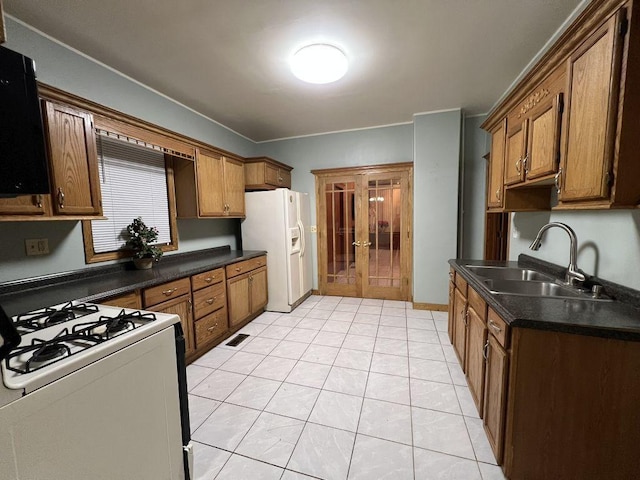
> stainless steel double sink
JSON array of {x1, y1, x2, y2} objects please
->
[{"x1": 465, "y1": 265, "x2": 609, "y2": 302}]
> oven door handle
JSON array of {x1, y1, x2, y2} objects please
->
[{"x1": 0, "y1": 305, "x2": 21, "y2": 361}]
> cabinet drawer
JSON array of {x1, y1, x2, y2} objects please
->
[
  {"x1": 195, "y1": 308, "x2": 228, "y2": 347},
  {"x1": 143, "y1": 278, "x2": 191, "y2": 308},
  {"x1": 191, "y1": 267, "x2": 225, "y2": 291},
  {"x1": 468, "y1": 287, "x2": 486, "y2": 321},
  {"x1": 487, "y1": 308, "x2": 510, "y2": 349},
  {"x1": 100, "y1": 291, "x2": 141, "y2": 310},
  {"x1": 226, "y1": 255, "x2": 267, "y2": 279},
  {"x1": 193, "y1": 282, "x2": 226, "y2": 319},
  {"x1": 455, "y1": 274, "x2": 468, "y2": 296}
]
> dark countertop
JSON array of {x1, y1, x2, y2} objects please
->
[
  {"x1": 450, "y1": 256, "x2": 640, "y2": 342},
  {"x1": 0, "y1": 246, "x2": 266, "y2": 317}
]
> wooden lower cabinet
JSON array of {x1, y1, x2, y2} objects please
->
[
  {"x1": 452, "y1": 288, "x2": 467, "y2": 369},
  {"x1": 482, "y1": 333, "x2": 509, "y2": 464},
  {"x1": 148, "y1": 294, "x2": 195, "y2": 358},
  {"x1": 466, "y1": 305, "x2": 487, "y2": 416},
  {"x1": 99, "y1": 290, "x2": 142, "y2": 310},
  {"x1": 447, "y1": 269, "x2": 456, "y2": 343},
  {"x1": 227, "y1": 265, "x2": 267, "y2": 328}
]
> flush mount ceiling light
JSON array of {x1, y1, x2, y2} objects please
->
[{"x1": 291, "y1": 44, "x2": 348, "y2": 84}]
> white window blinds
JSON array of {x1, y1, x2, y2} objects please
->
[{"x1": 91, "y1": 134, "x2": 171, "y2": 254}]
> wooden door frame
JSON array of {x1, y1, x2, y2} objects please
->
[{"x1": 313, "y1": 162, "x2": 414, "y2": 300}]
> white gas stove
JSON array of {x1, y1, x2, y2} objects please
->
[
  {"x1": 0, "y1": 300, "x2": 192, "y2": 480},
  {"x1": 2, "y1": 301, "x2": 179, "y2": 397}
]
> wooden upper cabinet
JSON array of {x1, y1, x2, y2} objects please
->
[
  {"x1": 175, "y1": 149, "x2": 245, "y2": 218},
  {"x1": 559, "y1": 11, "x2": 624, "y2": 203},
  {"x1": 0, "y1": 193, "x2": 51, "y2": 216},
  {"x1": 43, "y1": 102, "x2": 102, "y2": 216},
  {"x1": 223, "y1": 156, "x2": 245, "y2": 216},
  {"x1": 487, "y1": 120, "x2": 506, "y2": 209},
  {"x1": 504, "y1": 119, "x2": 527, "y2": 186},
  {"x1": 196, "y1": 151, "x2": 225, "y2": 215},
  {"x1": 244, "y1": 157, "x2": 293, "y2": 190},
  {"x1": 526, "y1": 92, "x2": 562, "y2": 180}
]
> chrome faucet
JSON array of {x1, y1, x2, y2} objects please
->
[{"x1": 529, "y1": 222, "x2": 586, "y2": 286}]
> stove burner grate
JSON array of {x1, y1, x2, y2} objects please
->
[
  {"x1": 4, "y1": 329, "x2": 103, "y2": 374},
  {"x1": 72, "y1": 309, "x2": 156, "y2": 341},
  {"x1": 14, "y1": 302, "x2": 100, "y2": 332}
]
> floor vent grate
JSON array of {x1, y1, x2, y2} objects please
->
[{"x1": 226, "y1": 333, "x2": 250, "y2": 347}]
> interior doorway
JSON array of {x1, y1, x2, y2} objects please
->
[{"x1": 313, "y1": 163, "x2": 413, "y2": 300}]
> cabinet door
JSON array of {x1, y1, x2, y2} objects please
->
[
  {"x1": 526, "y1": 94, "x2": 562, "y2": 180},
  {"x1": 447, "y1": 275, "x2": 455, "y2": 343},
  {"x1": 196, "y1": 151, "x2": 225, "y2": 216},
  {"x1": 43, "y1": 102, "x2": 102, "y2": 215},
  {"x1": 264, "y1": 163, "x2": 279, "y2": 187},
  {"x1": 249, "y1": 266, "x2": 268, "y2": 315},
  {"x1": 223, "y1": 157, "x2": 245, "y2": 217},
  {"x1": 487, "y1": 121, "x2": 506, "y2": 208},
  {"x1": 0, "y1": 194, "x2": 51, "y2": 216},
  {"x1": 227, "y1": 274, "x2": 251, "y2": 327},
  {"x1": 151, "y1": 294, "x2": 195, "y2": 358},
  {"x1": 560, "y1": 12, "x2": 624, "y2": 202},
  {"x1": 466, "y1": 306, "x2": 487, "y2": 416},
  {"x1": 278, "y1": 168, "x2": 291, "y2": 188},
  {"x1": 452, "y1": 288, "x2": 467, "y2": 369},
  {"x1": 504, "y1": 119, "x2": 527, "y2": 186},
  {"x1": 483, "y1": 334, "x2": 509, "y2": 463}
]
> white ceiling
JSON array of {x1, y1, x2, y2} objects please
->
[{"x1": 5, "y1": 0, "x2": 582, "y2": 142}]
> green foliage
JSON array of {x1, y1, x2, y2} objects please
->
[{"x1": 125, "y1": 217, "x2": 163, "y2": 260}]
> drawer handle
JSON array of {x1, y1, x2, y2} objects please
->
[
  {"x1": 162, "y1": 287, "x2": 178, "y2": 296},
  {"x1": 206, "y1": 298, "x2": 215, "y2": 304},
  {"x1": 35, "y1": 194, "x2": 43, "y2": 209},
  {"x1": 204, "y1": 276, "x2": 213, "y2": 283},
  {"x1": 488, "y1": 319, "x2": 502, "y2": 334},
  {"x1": 235, "y1": 267, "x2": 241, "y2": 272},
  {"x1": 483, "y1": 340, "x2": 490, "y2": 360},
  {"x1": 464, "y1": 309, "x2": 469, "y2": 326},
  {"x1": 207, "y1": 323, "x2": 219, "y2": 332}
]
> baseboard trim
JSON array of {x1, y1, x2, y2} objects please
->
[
  {"x1": 413, "y1": 302, "x2": 447, "y2": 311},
  {"x1": 311, "y1": 289, "x2": 321, "y2": 295}
]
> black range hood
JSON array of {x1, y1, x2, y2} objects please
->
[{"x1": 0, "y1": 46, "x2": 50, "y2": 197}]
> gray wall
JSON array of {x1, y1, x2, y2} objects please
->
[
  {"x1": 256, "y1": 124, "x2": 414, "y2": 293},
  {"x1": 0, "y1": 18, "x2": 253, "y2": 283},
  {"x1": 509, "y1": 210, "x2": 640, "y2": 290},
  {"x1": 461, "y1": 115, "x2": 489, "y2": 259},
  {"x1": 413, "y1": 110, "x2": 462, "y2": 305}
]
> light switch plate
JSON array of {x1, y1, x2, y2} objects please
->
[{"x1": 25, "y1": 238, "x2": 49, "y2": 256}]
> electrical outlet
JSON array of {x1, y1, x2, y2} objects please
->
[
  {"x1": 25, "y1": 238, "x2": 50, "y2": 256},
  {"x1": 310, "y1": 225, "x2": 317, "y2": 233}
]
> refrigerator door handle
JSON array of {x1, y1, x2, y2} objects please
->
[{"x1": 298, "y1": 219, "x2": 306, "y2": 257}]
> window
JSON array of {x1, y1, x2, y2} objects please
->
[{"x1": 82, "y1": 133, "x2": 179, "y2": 263}]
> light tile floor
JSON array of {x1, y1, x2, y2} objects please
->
[{"x1": 186, "y1": 295, "x2": 506, "y2": 480}]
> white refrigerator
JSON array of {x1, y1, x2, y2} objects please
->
[{"x1": 242, "y1": 189, "x2": 313, "y2": 312}]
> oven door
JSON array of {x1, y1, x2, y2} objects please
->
[{"x1": 0, "y1": 327, "x2": 185, "y2": 480}]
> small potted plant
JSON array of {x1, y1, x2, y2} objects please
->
[{"x1": 125, "y1": 217, "x2": 163, "y2": 269}]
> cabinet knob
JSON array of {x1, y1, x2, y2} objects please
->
[
  {"x1": 515, "y1": 157, "x2": 522, "y2": 174},
  {"x1": 162, "y1": 287, "x2": 178, "y2": 296},
  {"x1": 57, "y1": 188, "x2": 65, "y2": 208},
  {"x1": 352, "y1": 241, "x2": 361, "y2": 247},
  {"x1": 495, "y1": 188, "x2": 501, "y2": 201},
  {"x1": 483, "y1": 340, "x2": 490, "y2": 360},
  {"x1": 35, "y1": 194, "x2": 43, "y2": 209}
]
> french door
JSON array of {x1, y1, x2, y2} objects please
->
[{"x1": 314, "y1": 163, "x2": 413, "y2": 300}]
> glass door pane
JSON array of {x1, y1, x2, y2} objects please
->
[
  {"x1": 324, "y1": 180, "x2": 357, "y2": 294},
  {"x1": 363, "y1": 173, "x2": 406, "y2": 299}
]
